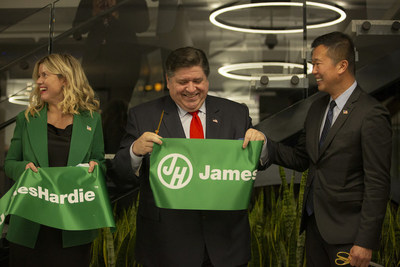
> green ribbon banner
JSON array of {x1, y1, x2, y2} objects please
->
[
  {"x1": 0, "y1": 167, "x2": 115, "y2": 234},
  {"x1": 150, "y1": 138, "x2": 263, "y2": 210}
]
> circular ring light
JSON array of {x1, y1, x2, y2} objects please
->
[
  {"x1": 218, "y1": 62, "x2": 313, "y2": 81},
  {"x1": 209, "y1": 2, "x2": 346, "y2": 34},
  {"x1": 9, "y1": 95, "x2": 29, "y2": 105}
]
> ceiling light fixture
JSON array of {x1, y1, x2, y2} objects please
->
[
  {"x1": 218, "y1": 62, "x2": 313, "y2": 81},
  {"x1": 8, "y1": 95, "x2": 29, "y2": 105},
  {"x1": 209, "y1": 1, "x2": 346, "y2": 34}
]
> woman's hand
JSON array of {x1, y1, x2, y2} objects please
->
[
  {"x1": 25, "y1": 162, "x2": 38, "y2": 173},
  {"x1": 88, "y1": 160, "x2": 98, "y2": 173}
]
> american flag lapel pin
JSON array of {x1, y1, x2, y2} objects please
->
[
  {"x1": 343, "y1": 110, "x2": 348, "y2": 115},
  {"x1": 87, "y1": 125, "x2": 92, "y2": 131},
  {"x1": 212, "y1": 118, "x2": 218, "y2": 123}
]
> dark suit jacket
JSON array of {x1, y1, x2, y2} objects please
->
[
  {"x1": 4, "y1": 107, "x2": 105, "y2": 248},
  {"x1": 113, "y1": 95, "x2": 261, "y2": 267},
  {"x1": 267, "y1": 86, "x2": 392, "y2": 250}
]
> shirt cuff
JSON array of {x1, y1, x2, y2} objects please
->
[{"x1": 129, "y1": 142, "x2": 143, "y2": 175}]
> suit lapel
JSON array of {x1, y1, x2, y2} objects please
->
[
  {"x1": 160, "y1": 96, "x2": 186, "y2": 138},
  {"x1": 319, "y1": 87, "x2": 361, "y2": 156},
  {"x1": 27, "y1": 108, "x2": 49, "y2": 167},
  {"x1": 205, "y1": 97, "x2": 221, "y2": 139},
  {"x1": 308, "y1": 96, "x2": 330, "y2": 162},
  {"x1": 68, "y1": 112, "x2": 93, "y2": 166}
]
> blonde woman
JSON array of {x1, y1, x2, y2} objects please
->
[{"x1": 5, "y1": 54, "x2": 105, "y2": 266}]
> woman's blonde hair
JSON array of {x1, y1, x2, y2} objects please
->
[{"x1": 25, "y1": 53, "x2": 99, "y2": 119}]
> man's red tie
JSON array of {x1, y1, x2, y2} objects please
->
[{"x1": 189, "y1": 111, "x2": 204, "y2": 139}]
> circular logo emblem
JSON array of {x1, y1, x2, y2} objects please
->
[{"x1": 157, "y1": 153, "x2": 193, "y2": 189}]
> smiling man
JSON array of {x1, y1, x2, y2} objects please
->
[
  {"x1": 113, "y1": 46, "x2": 266, "y2": 267},
  {"x1": 265, "y1": 32, "x2": 392, "y2": 267}
]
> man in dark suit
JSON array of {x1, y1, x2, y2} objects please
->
[
  {"x1": 266, "y1": 31, "x2": 392, "y2": 267},
  {"x1": 113, "y1": 47, "x2": 266, "y2": 266}
]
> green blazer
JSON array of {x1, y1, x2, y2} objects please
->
[{"x1": 4, "y1": 107, "x2": 106, "y2": 248}]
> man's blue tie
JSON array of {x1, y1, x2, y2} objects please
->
[{"x1": 306, "y1": 100, "x2": 336, "y2": 216}]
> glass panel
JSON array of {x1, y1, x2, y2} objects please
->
[
  {"x1": 207, "y1": 4, "x2": 311, "y2": 124},
  {"x1": 51, "y1": 0, "x2": 161, "y2": 110},
  {"x1": 50, "y1": 0, "x2": 163, "y2": 156},
  {"x1": 0, "y1": 4, "x2": 52, "y2": 122},
  {"x1": 0, "y1": 4, "x2": 53, "y2": 197}
]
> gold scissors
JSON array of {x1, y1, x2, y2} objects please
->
[
  {"x1": 335, "y1": 251, "x2": 350, "y2": 265},
  {"x1": 335, "y1": 251, "x2": 384, "y2": 267}
]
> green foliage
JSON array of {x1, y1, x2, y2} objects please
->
[
  {"x1": 90, "y1": 193, "x2": 141, "y2": 267},
  {"x1": 248, "y1": 167, "x2": 307, "y2": 267},
  {"x1": 374, "y1": 201, "x2": 400, "y2": 267}
]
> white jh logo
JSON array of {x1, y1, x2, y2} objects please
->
[{"x1": 157, "y1": 153, "x2": 193, "y2": 189}]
